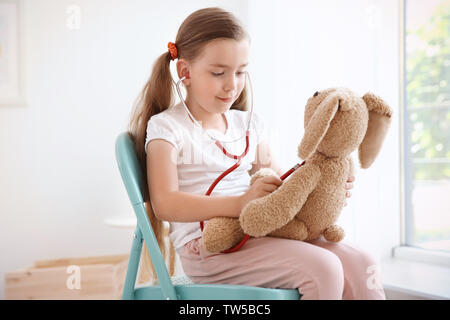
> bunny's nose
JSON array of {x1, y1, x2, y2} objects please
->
[{"x1": 313, "y1": 91, "x2": 319, "y2": 97}]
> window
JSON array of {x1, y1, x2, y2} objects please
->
[{"x1": 403, "y1": 0, "x2": 450, "y2": 252}]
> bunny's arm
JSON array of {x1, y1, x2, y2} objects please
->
[{"x1": 240, "y1": 161, "x2": 321, "y2": 237}]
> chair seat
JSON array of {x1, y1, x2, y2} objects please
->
[
  {"x1": 171, "y1": 274, "x2": 195, "y2": 285},
  {"x1": 134, "y1": 283, "x2": 300, "y2": 300}
]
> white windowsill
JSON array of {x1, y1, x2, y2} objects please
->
[
  {"x1": 393, "y1": 245, "x2": 450, "y2": 267},
  {"x1": 381, "y1": 248, "x2": 450, "y2": 300}
]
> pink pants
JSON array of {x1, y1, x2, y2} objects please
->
[{"x1": 179, "y1": 236, "x2": 386, "y2": 300}]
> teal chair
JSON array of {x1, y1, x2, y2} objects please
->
[{"x1": 115, "y1": 132, "x2": 301, "y2": 300}]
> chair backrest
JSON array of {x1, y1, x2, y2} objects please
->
[
  {"x1": 115, "y1": 132, "x2": 177, "y2": 300},
  {"x1": 115, "y1": 133, "x2": 147, "y2": 206}
]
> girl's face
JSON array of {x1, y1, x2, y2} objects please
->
[{"x1": 179, "y1": 38, "x2": 249, "y2": 115}]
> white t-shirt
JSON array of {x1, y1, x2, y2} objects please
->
[{"x1": 145, "y1": 102, "x2": 268, "y2": 252}]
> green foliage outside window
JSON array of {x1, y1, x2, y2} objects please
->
[{"x1": 406, "y1": 1, "x2": 450, "y2": 180}]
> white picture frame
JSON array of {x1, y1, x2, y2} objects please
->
[{"x1": 0, "y1": 0, "x2": 26, "y2": 107}]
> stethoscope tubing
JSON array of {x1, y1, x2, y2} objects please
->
[{"x1": 175, "y1": 72, "x2": 254, "y2": 144}]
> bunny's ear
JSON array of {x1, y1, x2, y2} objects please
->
[
  {"x1": 298, "y1": 93, "x2": 340, "y2": 160},
  {"x1": 358, "y1": 93, "x2": 393, "y2": 169}
]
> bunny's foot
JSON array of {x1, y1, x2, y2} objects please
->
[
  {"x1": 269, "y1": 218, "x2": 309, "y2": 241},
  {"x1": 203, "y1": 217, "x2": 245, "y2": 253},
  {"x1": 322, "y1": 225, "x2": 345, "y2": 242}
]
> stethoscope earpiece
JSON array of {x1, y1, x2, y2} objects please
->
[{"x1": 180, "y1": 72, "x2": 190, "y2": 81}]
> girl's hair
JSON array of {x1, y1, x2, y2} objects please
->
[{"x1": 127, "y1": 7, "x2": 250, "y2": 282}]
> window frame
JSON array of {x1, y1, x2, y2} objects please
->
[{"x1": 397, "y1": 0, "x2": 450, "y2": 266}]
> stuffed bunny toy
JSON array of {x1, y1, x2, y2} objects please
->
[{"x1": 202, "y1": 87, "x2": 393, "y2": 253}]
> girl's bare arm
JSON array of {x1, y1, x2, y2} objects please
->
[{"x1": 146, "y1": 139, "x2": 244, "y2": 222}]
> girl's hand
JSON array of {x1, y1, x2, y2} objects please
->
[
  {"x1": 344, "y1": 175, "x2": 355, "y2": 206},
  {"x1": 239, "y1": 176, "x2": 282, "y2": 215}
]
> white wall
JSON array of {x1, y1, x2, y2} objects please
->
[
  {"x1": 0, "y1": 0, "x2": 401, "y2": 299},
  {"x1": 0, "y1": 0, "x2": 248, "y2": 299}
]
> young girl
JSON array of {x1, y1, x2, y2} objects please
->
[{"x1": 128, "y1": 7, "x2": 386, "y2": 300}]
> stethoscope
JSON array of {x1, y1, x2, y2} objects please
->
[
  {"x1": 176, "y1": 71, "x2": 254, "y2": 144},
  {"x1": 174, "y1": 72, "x2": 304, "y2": 253}
]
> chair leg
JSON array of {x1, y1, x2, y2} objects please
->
[{"x1": 122, "y1": 228, "x2": 143, "y2": 300}]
